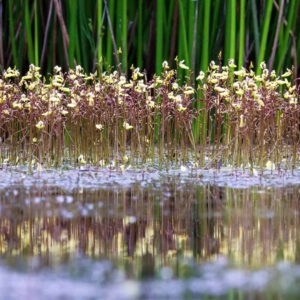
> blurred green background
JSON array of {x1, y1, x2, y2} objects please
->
[{"x1": 2, "y1": 0, "x2": 299, "y2": 79}]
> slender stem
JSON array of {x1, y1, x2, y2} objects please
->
[
  {"x1": 238, "y1": 0, "x2": 246, "y2": 69},
  {"x1": 8, "y1": 0, "x2": 18, "y2": 67},
  {"x1": 256, "y1": 0, "x2": 273, "y2": 74}
]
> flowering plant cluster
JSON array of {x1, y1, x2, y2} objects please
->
[{"x1": 0, "y1": 59, "x2": 299, "y2": 172}]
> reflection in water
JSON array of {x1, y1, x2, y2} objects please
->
[{"x1": 0, "y1": 181, "x2": 299, "y2": 274}]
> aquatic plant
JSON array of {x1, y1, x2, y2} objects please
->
[{"x1": 0, "y1": 58, "x2": 299, "y2": 172}]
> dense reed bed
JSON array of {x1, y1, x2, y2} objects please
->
[
  {"x1": 2, "y1": 1, "x2": 300, "y2": 81},
  {"x1": 0, "y1": 59, "x2": 299, "y2": 172}
]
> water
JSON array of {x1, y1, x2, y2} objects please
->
[{"x1": 1, "y1": 167, "x2": 300, "y2": 299}]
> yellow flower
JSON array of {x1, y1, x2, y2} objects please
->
[
  {"x1": 162, "y1": 61, "x2": 169, "y2": 69},
  {"x1": 196, "y1": 71, "x2": 205, "y2": 81},
  {"x1": 210, "y1": 61, "x2": 218, "y2": 70},
  {"x1": 256, "y1": 98, "x2": 264, "y2": 107},
  {"x1": 239, "y1": 115, "x2": 245, "y2": 127},
  {"x1": 78, "y1": 154, "x2": 86, "y2": 164},
  {"x1": 282, "y1": 69, "x2": 292, "y2": 77},
  {"x1": 179, "y1": 60, "x2": 189, "y2": 70},
  {"x1": 234, "y1": 69, "x2": 246, "y2": 77},
  {"x1": 183, "y1": 86, "x2": 194, "y2": 94},
  {"x1": 276, "y1": 79, "x2": 286, "y2": 85},
  {"x1": 260, "y1": 61, "x2": 266, "y2": 69},
  {"x1": 68, "y1": 99, "x2": 77, "y2": 108},
  {"x1": 12, "y1": 101, "x2": 23, "y2": 110},
  {"x1": 220, "y1": 90, "x2": 229, "y2": 97},
  {"x1": 254, "y1": 76, "x2": 264, "y2": 82},
  {"x1": 214, "y1": 86, "x2": 226, "y2": 93},
  {"x1": 42, "y1": 111, "x2": 52, "y2": 116},
  {"x1": 54, "y1": 66, "x2": 62, "y2": 73},
  {"x1": 36, "y1": 120, "x2": 45, "y2": 130},
  {"x1": 172, "y1": 82, "x2": 179, "y2": 90},
  {"x1": 123, "y1": 122, "x2": 133, "y2": 130},
  {"x1": 60, "y1": 87, "x2": 70, "y2": 93},
  {"x1": 235, "y1": 89, "x2": 244, "y2": 96},
  {"x1": 177, "y1": 104, "x2": 187, "y2": 111},
  {"x1": 228, "y1": 59, "x2": 236, "y2": 68}
]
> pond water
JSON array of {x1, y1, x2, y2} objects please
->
[{"x1": 1, "y1": 167, "x2": 300, "y2": 299}]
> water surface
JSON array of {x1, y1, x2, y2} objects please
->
[{"x1": 0, "y1": 168, "x2": 300, "y2": 299}]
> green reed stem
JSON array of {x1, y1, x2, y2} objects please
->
[
  {"x1": 238, "y1": 0, "x2": 246, "y2": 69},
  {"x1": 251, "y1": 0, "x2": 260, "y2": 65},
  {"x1": 137, "y1": 0, "x2": 143, "y2": 68},
  {"x1": 97, "y1": 0, "x2": 103, "y2": 63},
  {"x1": 256, "y1": 0, "x2": 273, "y2": 74},
  {"x1": 156, "y1": 0, "x2": 163, "y2": 75},
  {"x1": 24, "y1": 0, "x2": 34, "y2": 63},
  {"x1": 178, "y1": 0, "x2": 189, "y2": 67},
  {"x1": 78, "y1": 0, "x2": 88, "y2": 70},
  {"x1": 276, "y1": 0, "x2": 297, "y2": 74},
  {"x1": 105, "y1": 0, "x2": 115, "y2": 67},
  {"x1": 224, "y1": 0, "x2": 236, "y2": 62},
  {"x1": 8, "y1": 0, "x2": 18, "y2": 67},
  {"x1": 201, "y1": 1, "x2": 210, "y2": 72},
  {"x1": 188, "y1": 0, "x2": 195, "y2": 71},
  {"x1": 34, "y1": 0, "x2": 39, "y2": 66},
  {"x1": 68, "y1": 0, "x2": 78, "y2": 68},
  {"x1": 209, "y1": 0, "x2": 221, "y2": 56},
  {"x1": 122, "y1": 0, "x2": 127, "y2": 72}
]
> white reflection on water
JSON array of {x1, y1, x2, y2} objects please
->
[{"x1": 0, "y1": 258, "x2": 298, "y2": 299}]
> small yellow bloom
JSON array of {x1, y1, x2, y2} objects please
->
[
  {"x1": 239, "y1": 115, "x2": 245, "y2": 127},
  {"x1": 162, "y1": 61, "x2": 169, "y2": 69},
  {"x1": 210, "y1": 61, "x2": 218, "y2": 70},
  {"x1": 32, "y1": 138, "x2": 37, "y2": 143},
  {"x1": 179, "y1": 60, "x2": 189, "y2": 70},
  {"x1": 123, "y1": 122, "x2": 133, "y2": 130},
  {"x1": 60, "y1": 87, "x2": 70, "y2": 93},
  {"x1": 235, "y1": 89, "x2": 244, "y2": 96},
  {"x1": 67, "y1": 99, "x2": 77, "y2": 108},
  {"x1": 282, "y1": 69, "x2": 292, "y2": 77},
  {"x1": 254, "y1": 76, "x2": 264, "y2": 82},
  {"x1": 234, "y1": 69, "x2": 246, "y2": 77},
  {"x1": 214, "y1": 86, "x2": 226, "y2": 93},
  {"x1": 220, "y1": 90, "x2": 229, "y2": 97},
  {"x1": 78, "y1": 154, "x2": 86, "y2": 164},
  {"x1": 36, "y1": 120, "x2": 45, "y2": 130},
  {"x1": 172, "y1": 82, "x2": 179, "y2": 90},
  {"x1": 196, "y1": 71, "x2": 205, "y2": 81},
  {"x1": 95, "y1": 124, "x2": 103, "y2": 130},
  {"x1": 260, "y1": 61, "x2": 266, "y2": 69},
  {"x1": 183, "y1": 86, "x2": 194, "y2": 95},
  {"x1": 276, "y1": 79, "x2": 286, "y2": 85},
  {"x1": 256, "y1": 98, "x2": 264, "y2": 107},
  {"x1": 228, "y1": 59, "x2": 236, "y2": 68},
  {"x1": 177, "y1": 104, "x2": 187, "y2": 111},
  {"x1": 12, "y1": 101, "x2": 23, "y2": 110},
  {"x1": 42, "y1": 111, "x2": 52, "y2": 116}
]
